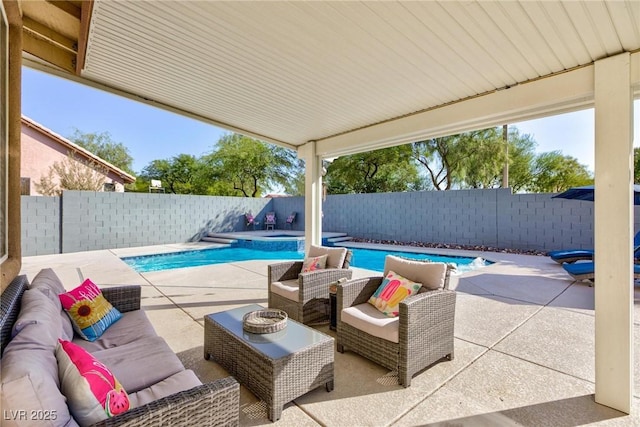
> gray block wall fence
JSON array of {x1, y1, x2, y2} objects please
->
[
  {"x1": 21, "y1": 195, "x2": 61, "y2": 256},
  {"x1": 21, "y1": 188, "x2": 640, "y2": 256},
  {"x1": 21, "y1": 191, "x2": 272, "y2": 256}
]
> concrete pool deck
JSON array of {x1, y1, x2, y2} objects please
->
[{"x1": 19, "y1": 242, "x2": 640, "y2": 426}]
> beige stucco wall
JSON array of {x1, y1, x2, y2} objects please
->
[{"x1": 20, "y1": 123, "x2": 126, "y2": 195}]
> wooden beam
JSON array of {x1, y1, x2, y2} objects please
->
[
  {"x1": 23, "y1": 29, "x2": 75, "y2": 72},
  {"x1": 23, "y1": 16, "x2": 76, "y2": 54},
  {"x1": 75, "y1": 0, "x2": 91, "y2": 74},
  {"x1": 47, "y1": 0, "x2": 80, "y2": 19}
]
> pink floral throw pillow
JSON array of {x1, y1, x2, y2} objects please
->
[
  {"x1": 56, "y1": 339, "x2": 130, "y2": 426},
  {"x1": 302, "y1": 254, "x2": 328, "y2": 272},
  {"x1": 59, "y1": 279, "x2": 122, "y2": 342},
  {"x1": 368, "y1": 270, "x2": 422, "y2": 317}
]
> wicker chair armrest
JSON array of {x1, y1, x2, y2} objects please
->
[
  {"x1": 299, "y1": 268, "x2": 353, "y2": 300},
  {"x1": 398, "y1": 289, "x2": 456, "y2": 337},
  {"x1": 268, "y1": 261, "x2": 303, "y2": 283},
  {"x1": 101, "y1": 286, "x2": 141, "y2": 313},
  {"x1": 337, "y1": 277, "x2": 383, "y2": 310},
  {"x1": 91, "y1": 377, "x2": 240, "y2": 427}
]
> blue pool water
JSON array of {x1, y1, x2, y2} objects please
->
[{"x1": 122, "y1": 245, "x2": 489, "y2": 274}]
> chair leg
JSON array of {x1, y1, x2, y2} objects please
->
[
  {"x1": 398, "y1": 369, "x2": 411, "y2": 388},
  {"x1": 337, "y1": 343, "x2": 344, "y2": 353}
]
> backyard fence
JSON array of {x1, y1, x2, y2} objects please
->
[{"x1": 20, "y1": 188, "x2": 640, "y2": 256}]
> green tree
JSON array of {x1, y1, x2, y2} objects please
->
[
  {"x1": 70, "y1": 130, "x2": 135, "y2": 175},
  {"x1": 35, "y1": 152, "x2": 108, "y2": 196},
  {"x1": 529, "y1": 151, "x2": 593, "y2": 193},
  {"x1": 139, "y1": 154, "x2": 202, "y2": 194},
  {"x1": 456, "y1": 128, "x2": 507, "y2": 189},
  {"x1": 460, "y1": 128, "x2": 537, "y2": 191},
  {"x1": 281, "y1": 159, "x2": 305, "y2": 196},
  {"x1": 325, "y1": 145, "x2": 424, "y2": 194},
  {"x1": 412, "y1": 129, "x2": 504, "y2": 190},
  {"x1": 634, "y1": 147, "x2": 640, "y2": 184},
  {"x1": 202, "y1": 133, "x2": 299, "y2": 197},
  {"x1": 505, "y1": 130, "x2": 537, "y2": 192}
]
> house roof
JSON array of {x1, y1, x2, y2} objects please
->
[
  {"x1": 19, "y1": 1, "x2": 640, "y2": 158},
  {"x1": 21, "y1": 116, "x2": 136, "y2": 184}
]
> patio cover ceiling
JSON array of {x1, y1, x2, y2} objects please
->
[{"x1": 21, "y1": 1, "x2": 640, "y2": 158}]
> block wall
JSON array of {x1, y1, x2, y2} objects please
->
[
  {"x1": 21, "y1": 195, "x2": 60, "y2": 256},
  {"x1": 21, "y1": 189, "x2": 640, "y2": 256},
  {"x1": 60, "y1": 191, "x2": 272, "y2": 253}
]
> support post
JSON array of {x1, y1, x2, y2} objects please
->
[
  {"x1": 593, "y1": 52, "x2": 633, "y2": 413},
  {"x1": 299, "y1": 141, "x2": 322, "y2": 252},
  {"x1": 1, "y1": 0, "x2": 21, "y2": 291}
]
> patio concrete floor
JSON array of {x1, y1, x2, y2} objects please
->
[{"x1": 19, "y1": 242, "x2": 640, "y2": 426}]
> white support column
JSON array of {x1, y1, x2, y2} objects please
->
[
  {"x1": 298, "y1": 141, "x2": 322, "y2": 252},
  {"x1": 594, "y1": 53, "x2": 633, "y2": 413}
]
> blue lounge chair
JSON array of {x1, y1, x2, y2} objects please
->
[
  {"x1": 549, "y1": 231, "x2": 640, "y2": 264},
  {"x1": 563, "y1": 261, "x2": 640, "y2": 285},
  {"x1": 548, "y1": 248, "x2": 594, "y2": 264}
]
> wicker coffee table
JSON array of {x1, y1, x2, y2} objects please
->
[{"x1": 204, "y1": 304, "x2": 334, "y2": 421}]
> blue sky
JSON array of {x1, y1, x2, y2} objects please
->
[{"x1": 23, "y1": 67, "x2": 640, "y2": 174}]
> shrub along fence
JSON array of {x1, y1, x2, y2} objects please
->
[{"x1": 21, "y1": 188, "x2": 640, "y2": 256}]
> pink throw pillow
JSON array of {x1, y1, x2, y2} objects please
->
[
  {"x1": 302, "y1": 254, "x2": 328, "y2": 272},
  {"x1": 56, "y1": 339, "x2": 130, "y2": 426}
]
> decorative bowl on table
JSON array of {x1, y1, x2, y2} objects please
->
[{"x1": 242, "y1": 309, "x2": 288, "y2": 334}]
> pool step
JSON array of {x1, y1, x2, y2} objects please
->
[
  {"x1": 201, "y1": 236, "x2": 238, "y2": 244},
  {"x1": 327, "y1": 236, "x2": 353, "y2": 243}
]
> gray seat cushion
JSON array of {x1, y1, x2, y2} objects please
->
[
  {"x1": 72, "y1": 309, "x2": 157, "y2": 352},
  {"x1": 91, "y1": 336, "x2": 185, "y2": 393},
  {"x1": 127, "y1": 370, "x2": 202, "y2": 408}
]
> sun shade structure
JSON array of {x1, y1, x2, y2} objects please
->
[
  {"x1": 2, "y1": 0, "x2": 640, "y2": 417},
  {"x1": 18, "y1": 1, "x2": 640, "y2": 154}
]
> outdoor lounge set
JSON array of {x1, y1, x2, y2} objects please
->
[
  {"x1": 267, "y1": 246, "x2": 456, "y2": 386},
  {"x1": 1, "y1": 270, "x2": 239, "y2": 427},
  {"x1": 1, "y1": 246, "x2": 455, "y2": 425}
]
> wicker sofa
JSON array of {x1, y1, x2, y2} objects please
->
[
  {"x1": 336, "y1": 255, "x2": 456, "y2": 387},
  {"x1": 0, "y1": 270, "x2": 239, "y2": 427}
]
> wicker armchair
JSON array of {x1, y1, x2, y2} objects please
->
[
  {"x1": 268, "y1": 245, "x2": 353, "y2": 324},
  {"x1": 336, "y1": 255, "x2": 456, "y2": 387}
]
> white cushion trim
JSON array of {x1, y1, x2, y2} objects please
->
[
  {"x1": 270, "y1": 280, "x2": 299, "y2": 302},
  {"x1": 341, "y1": 303, "x2": 399, "y2": 343}
]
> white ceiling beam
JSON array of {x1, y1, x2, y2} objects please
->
[{"x1": 317, "y1": 51, "x2": 640, "y2": 159}]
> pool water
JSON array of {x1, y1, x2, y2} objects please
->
[{"x1": 122, "y1": 246, "x2": 490, "y2": 274}]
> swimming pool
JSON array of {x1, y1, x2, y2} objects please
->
[{"x1": 121, "y1": 246, "x2": 490, "y2": 274}]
